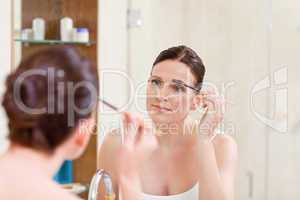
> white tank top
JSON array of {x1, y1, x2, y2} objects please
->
[{"x1": 141, "y1": 183, "x2": 199, "y2": 200}]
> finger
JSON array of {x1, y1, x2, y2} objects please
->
[
  {"x1": 203, "y1": 95, "x2": 225, "y2": 114},
  {"x1": 203, "y1": 98, "x2": 224, "y2": 123},
  {"x1": 123, "y1": 112, "x2": 131, "y2": 129},
  {"x1": 136, "y1": 127, "x2": 158, "y2": 154},
  {"x1": 213, "y1": 96, "x2": 225, "y2": 117},
  {"x1": 198, "y1": 106, "x2": 209, "y2": 125},
  {"x1": 198, "y1": 96, "x2": 225, "y2": 135},
  {"x1": 133, "y1": 114, "x2": 145, "y2": 145},
  {"x1": 123, "y1": 112, "x2": 147, "y2": 146},
  {"x1": 122, "y1": 112, "x2": 135, "y2": 146},
  {"x1": 202, "y1": 96, "x2": 216, "y2": 113},
  {"x1": 200, "y1": 84, "x2": 217, "y2": 96}
]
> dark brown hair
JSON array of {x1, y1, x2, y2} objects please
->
[
  {"x1": 2, "y1": 46, "x2": 98, "y2": 153},
  {"x1": 153, "y1": 45, "x2": 206, "y2": 92}
]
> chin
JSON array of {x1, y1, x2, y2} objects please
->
[
  {"x1": 150, "y1": 112, "x2": 177, "y2": 125},
  {"x1": 150, "y1": 110, "x2": 189, "y2": 126}
]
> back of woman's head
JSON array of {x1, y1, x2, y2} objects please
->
[{"x1": 2, "y1": 46, "x2": 98, "y2": 153}]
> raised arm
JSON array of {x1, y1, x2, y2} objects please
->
[
  {"x1": 194, "y1": 87, "x2": 238, "y2": 200},
  {"x1": 197, "y1": 134, "x2": 237, "y2": 200},
  {"x1": 98, "y1": 112, "x2": 158, "y2": 200}
]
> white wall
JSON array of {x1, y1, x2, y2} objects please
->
[
  {"x1": 267, "y1": 0, "x2": 300, "y2": 199},
  {"x1": 0, "y1": 0, "x2": 12, "y2": 155},
  {"x1": 13, "y1": 0, "x2": 22, "y2": 69},
  {"x1": 184, "y1": 0, "x2": 271, "y2": 199},
  {"x1": 97, "y1": 0, "x2": 129, "y2": 147},
  {"x1": 128, "y1": 0, "x2": 186, "y2": 115}
]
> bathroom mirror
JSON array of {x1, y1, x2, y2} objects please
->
[{"x1": 98, "y1": 0, "x2": 300, "y2": 200}]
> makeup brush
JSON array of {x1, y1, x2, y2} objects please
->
[{"x1": 99, "y1": 97, "x2": 119, "y2": 112}]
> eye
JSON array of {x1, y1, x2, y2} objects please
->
[
  {"x1": 150, "y1": 78, "x2": 162, "y2": 87},
  {"x1": 172, "y1": 84, "x2": 186, "y2": 93}
]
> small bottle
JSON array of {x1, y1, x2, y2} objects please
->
[
  {"x1": 60, "y1": 17, "x2": 73, "y2": 41},
  {"x1": 21, "y1": 29, "x2": 34, "y2": 40},
  {"x1": 71, "y1": 28, "x2": 78, "y2": 41},
  {"x1": 76, "y1": 28, "x2": 89, "y2": 43},
  {"x1": 32, "y1": 18, "x2": 45, "y2": 40}
]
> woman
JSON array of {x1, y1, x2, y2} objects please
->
[
  {"x1": 99, "y1": 45, "x2": 238, "y2": 200},
  {"x1": 0, "y1": 46, "x2": 145, "y2": 200}
]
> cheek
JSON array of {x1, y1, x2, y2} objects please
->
[
  {"x1": 146, "y1": 86, "x2": 154, "y2": 103},
  {"x1": 171, "y1": 96, "x2": 192, "y2": 113},
  {"x1": 166, "y1": 96, "x2": 193, "y2": 123},
  {"x1": 146, "y1": 86, "x2": 156, "y2": 112}
]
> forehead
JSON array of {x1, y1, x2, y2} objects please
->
[{"x1": 151, "y1": 60, "x2": 196, "y2": 84}]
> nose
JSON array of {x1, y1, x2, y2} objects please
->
[
  {"x1": 156, "y1": 85, "x2": 170, "y2": 102},
  {"x1": 158, "y1": 95, "x2": 168, "y2": 102}
]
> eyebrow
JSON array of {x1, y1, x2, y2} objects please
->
[
  {"x1": 171, "y1": 79, "x2": 192, "y2": 87},
  {"x1": 151, "y1": 75, "x2": 184, "y2": 84},
  {"x1": 150, "y1": 76, "x2": 199, "y2": 92},
  {"x1": 171, "y1": 79, "x2": 187, "y2": 85},
  {"x1": 150, "y1": 75, "x2": 162, "y2": 80},
  {"x1": 172, "y1": 79, "x2": 199, "y2": 92}
]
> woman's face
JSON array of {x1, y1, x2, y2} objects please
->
[{"x1": 146, "y1": 60, "x2": 200, "y2": 126}]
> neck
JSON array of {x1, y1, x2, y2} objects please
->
[
  {"x1": 154, "y1": 122, "x2": 197, "y2": 149},
  {"x1": 154, "y1": 121, "x2": 184, "y2": 134},
  {"x1": 6, "y1": 144, "x2": 65, "y2": 178}
]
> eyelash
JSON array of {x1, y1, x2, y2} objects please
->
[
  {"x1": 173, "y1": 84, "x2": 186, "y2": 92},
  {"x1": 149, "y1": 78, "x2": 188, "y2": 93},
  {"x1": 151, "y1": 79, "x2": 162, "y2": 86}
]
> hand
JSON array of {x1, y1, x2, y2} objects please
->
[
  {"x1": 117, "y1": 112, "x2": 158, "y2": 200},
  {"x1": 198, "y1": 86, "x2": 225, "y2": 140},
  {"x1": 185, "y1": 86, "x2": 225, "y2": 141}
]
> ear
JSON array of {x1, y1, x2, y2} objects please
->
[
  {"x1": 74, "y1": 117, "x2": 95, "y2": 147},
  {"x1": 74, "y1": 130, "x2": 90, "y2": 147},
  {"x1": 191, "y1": 93, "x2": 204, "y2": 111}
]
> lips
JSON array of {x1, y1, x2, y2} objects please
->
[{"x1": 151, "y1": 104, "x2": 172, "y2": 112}]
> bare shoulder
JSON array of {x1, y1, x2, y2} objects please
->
[
  {"x1": 212, "y1": 134, "x2": 238, "y2": 166},
  {"x1": 213, "y1": 134, "x2": 237, "y2": 150},
  {"x1": 0, "y1": 178, "x2": 4, "y2": 196},
  {"x1": 52, "y1": 191, "x2": 81, "y2": 200},
  {"x1": 43, "y1": 187, "x2": 82, "y2": 200},
  {"x1": 0, "y1": 181, "x2": 82, "y2": 200}
]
